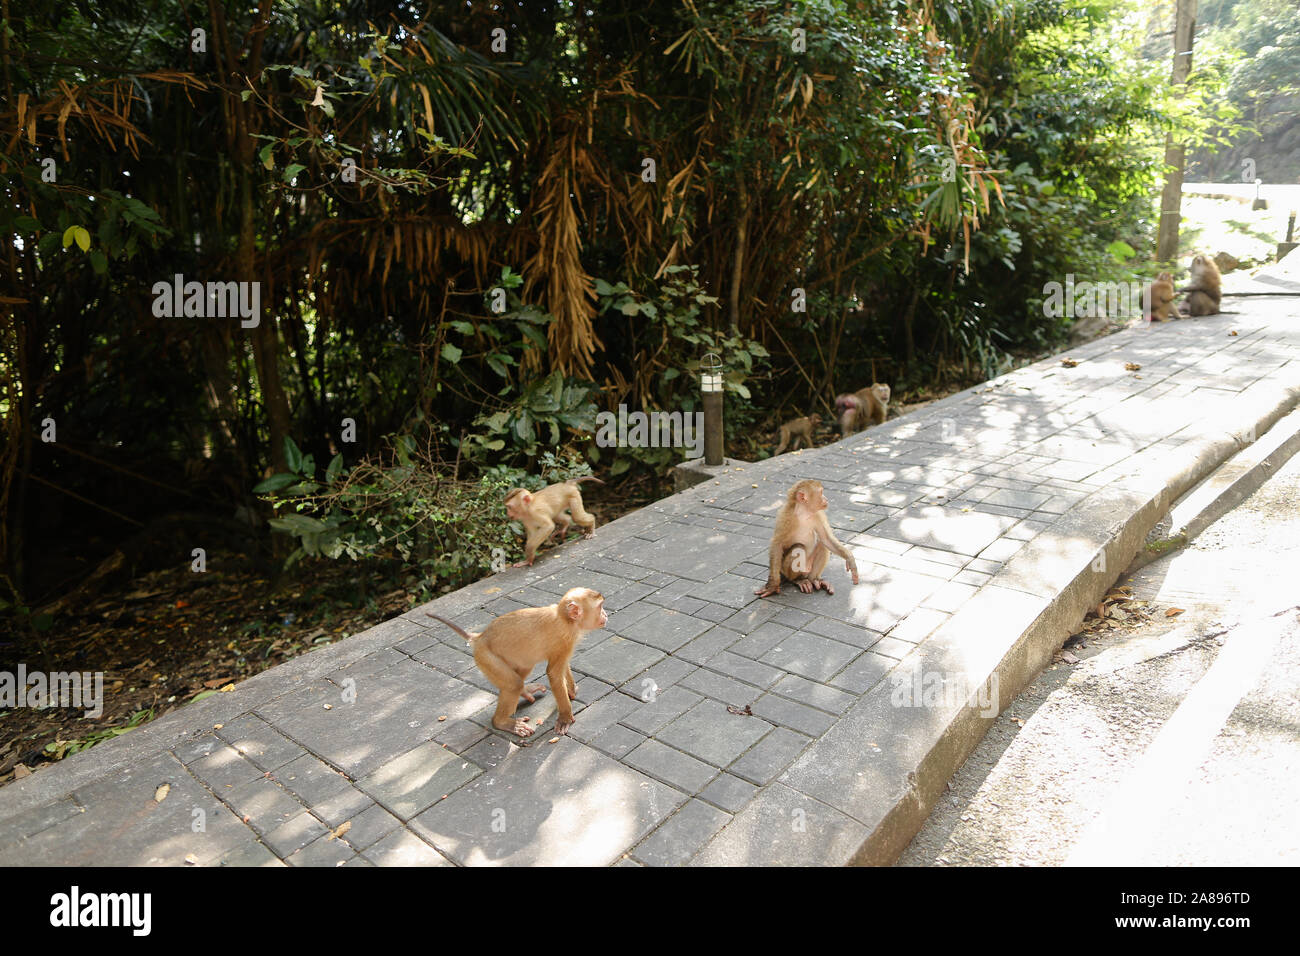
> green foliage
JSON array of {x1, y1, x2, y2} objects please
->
[{"x1": 44, "y1": 709, "x2": 154, "y2": 760}]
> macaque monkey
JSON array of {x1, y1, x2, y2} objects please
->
[
  {"x1": 1179, "y1": 254, "x2": 1222, "y2": 316},
  {"x1": 427, "y1": 588, "x2": 607, "y2": 737},
  {"x1": 756, "y1": 479, "x2": 860, "y2": 598},
  {"x1": 1143, "y1": 272, "x2": 1176, "y2": 321},
  {"x1": 834, "y1": 384, "x2": 891, "y2": 437},
  {"x1": 504, "y1": 476, "x2": 603, "y2": 567},
  {"x1": 774, "y1": 414, "x2": 820, "y2": 455}
]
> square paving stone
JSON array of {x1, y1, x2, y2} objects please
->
[
  {"x1": 697, "y1": 774, "x2": 759, "y2": 814},
  {"x1": 685, "y1": 573, "x2": 767, "y2": 609},
  {"x1": 223, "y1": 779, "x2": 305, "y2": 835},
  {"x1": 411, "y1": 740, "x2": 685, "y2": 866},
  {"x1": 215, "y1": 840, "x2": 283, "y2": 867},
  {"x1": 588, "y1": 723, "x2": 647, "y2": 760},
  {"x1": 337, "y1": 802, "x2": 402, "y2": 851},
  {"x1": 363, "y1": 829, "x2": 453, "y2": 866},
  {"x1": 217, "y1": 715, "x2": 305, "y2": 772},
  {"x1": 285, "y1": 832, "x2": 356, "y2": 867},
  {"x1": 263, "y1": 811, "x2": 330, "y2": 859},
  {"x1": 727, "y1": 727, "x2": 814, "y2": 786},
  {"x1": 357, "y1": 741, "x2": 484, "y2": 820},
  {"x1": 868, "y1": 504, "x2": 1019, "y2": 556},
  {"x1": 677, "y1": 668, "x2": 764, "y2": 708},
  {"x1": 566, "y1": 692, "x2": 641, "y2": 743},
  {"x1": 272, "y1": 753, "x2": 353, "y2": 805},
  {"x1": 623, "y1": 739, "x2": 718, "y2": 794},
  {"x1": 269, "y1": 660, "x2": 494, "y2": 779},
  {"x1": 759, "y1": 632, "x2": 861, "y2": 683},
  {"x1": 727, "y1": 621, "x2": 796, "y2": 660},
  {"x1": 751, "y1": 693, "x2": 837, "y2": 737},
  {"x1": 186, "y1": 744, "x2": 266, "y2": 793},
  {"x1": 619, "y1": 686, "x2": 704, "y2": 736},
  {"x1": 675, "y1": 626, "x2": 744, "y2": 665},
  {"x1": 571, "y1": 635, "x2": 665, "y2": 685},
  {"x1": 770, "y1": 674, "x2": 856, "y2": 714},
  {"x1": 618, "y1": 609, "x2": 712, "y2": 653},
  {"x1": 655, "y1": 699, "x2": 773, "y2": 768},
  {"x1": 631, "y1": 800, "x2": 732, "y2": 867},
  {"x1": 704, "y1": 651, "x2": 785, "y2": 689},
  {"x1": 619, "y1": 528, "x2": 768, "y2": 582},
  {"x1": 312, "y1": 786, "x2": 374, "y2": 829},
  {"x1": 888, "y1": 608, "x2": 951, "y2": 644},
  {"x1": 827, "y1": 650, "x2": 895, "y2": 695}
]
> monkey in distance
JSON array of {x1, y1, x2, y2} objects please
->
[
  {"x1": 1143, "y1": 272, "x2": 1176, "y2": 321},
  {"x1": 1179, "y1": 254, "x2": 1221, "y2": 316},
  {"x1": 774, "y1": 414, "x2": 820, "y2": 455},
  {"x1": 756, "y1": 479, "x2": 860, "y2": 598},
  {"x1": 428, "y1": 587, "x2": 607, "y2": 737},
  {"x1": 835, "y1": 384, "x2": 890, "y2": 437},
  {"x1": 504, "y1": 476, "x2": 603, "y2": 567}
]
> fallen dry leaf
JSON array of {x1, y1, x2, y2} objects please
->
[
  {"x1": 184, "y1": 853, "x2": 199, "y2": 865},
  {"x1": 482, "y1": 587, "x2": 502, "y2": 595},
  {"x1": 1125, "y1": 363, "x2": 1141, "y2": 371},
  {"x1": 1229, "y1": 330, "x2": 1238, "y2": 336},
  {"x1": 1166, "y1": 607, "x2": 1185, "y2": 617},
  {"x1": 327, "y1": 820, "x2": 352, "y2": 841},
  {"x1": 547, "y1": 736, "x2": 560, "y2": 744},
  {"x1": 202, "y1": 677, "x2": 233, "y2": 689},
  {"x1": 154, "y1": 783, "x2": 170, "y2": 803},
  {"x1": 1055, "y1": 649, "x2": 1080, "y2": 664},
  {"x1": 437, "y1": 715, "x2": 447, "y2": 722},
  {"x1": 218, "y1": 683, "x2": 235, "y2": 693},
  {"x1": 1061, "y1": 358, "x2": 1079, "y2": 368}
]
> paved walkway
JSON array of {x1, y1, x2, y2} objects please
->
[{"x1": 2, "y1": 294, "x2": 1299, "y2": 866}]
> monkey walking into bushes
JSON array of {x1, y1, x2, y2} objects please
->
[
  {"x1": 428, "y1": 588, "x2": 607, "y2": 737},
  {"x1": 504, "y1": 476, "x2": 603, "y2": 567},
  {"x1": 773, "y1": 414, "x2": 820, "y2": 455},
  {"x1": 756, "y1": 479, "x2": 860, "y2": 598}
]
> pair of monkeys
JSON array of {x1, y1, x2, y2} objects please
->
[
  {"x1": 1145, "y1": 254, "x2": 1222, "y2": 320},
  {"x1": 430, "y1": 478, "x2": 856, "y2": 738},
  {"x1": 774, "y1": 383, "x2": 891, "y2": 454}
]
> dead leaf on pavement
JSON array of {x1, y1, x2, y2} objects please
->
[
  {"x1": 154, "y1": 783, "x2": 170, "y2": 803},
  {"x1": 327, "y1": 820, "x2": 352, "y2": 841},
  {"x1": 1166, "y1": 608, "x2": 1184, "y2": 617},
  {"x1": 1125, "y1": 363, "x2": 1141, "y2": 371},
  {"x1": 1061, "y1": 358, "x2": 1079, "y2": 368}
]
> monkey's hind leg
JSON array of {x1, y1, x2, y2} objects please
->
[
  {"x1": 568, "y1": 493, "x2": 598, "y2": 539},
  {"x1": 809, "y1": 545, "x2": 835, "y2": 595},
  {"x1": 475, "y1": 646, "x2": 537, "y2": 737}
]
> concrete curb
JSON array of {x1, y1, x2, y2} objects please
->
[
  {"x1": 1126, "y1": 402, "x2": 1300, "y2": 573},
  {"x1": 693, "y1": 377, "x2": 1300, "y2": 866}
]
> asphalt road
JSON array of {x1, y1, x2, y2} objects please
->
[{"x1": 899, "y1": 443, "x2": 1300, "y2": 866}]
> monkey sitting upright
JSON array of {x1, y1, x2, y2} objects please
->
[
  {"x1": 504, "y1": 476, "x2": 603, "y2": 567},
  {"x1": 1179, "y1": 254, "x2": 1222, "y2": 316},
  {"x1": 834, "y1": 383, "x2": 890, "y2": 437},
  {"x1": 755, "y1": 479, "x2": 860, "y2": 598},
  {"x1": 773, "y1": 414, "x2": 820, "y2": 455},
  {"x1": 1143, "y1": 272, "x2": 1176, "y2": 321},
  {"x1": 428, "y1": 587, "x2": 607, "y2": 737}
]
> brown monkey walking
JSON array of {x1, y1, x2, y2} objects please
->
[
  {"x1": 504, "y1": 477, "x2": 603, "y2": 567},
  {"x1": 427, "y1": 588, "x2": 607, "y2": 737},
  {"x1": 756, "y1": 479, "x2": 860, "y2": 598},
  {"x1": 773, "y1": 414, "x2": 820, "y2": 455},
  {"x1": 835, "y1": 384, "x2": 890, "y2": 437},
  {"x1": 1179, "y1": 254, "x2": 1222, "y2": 316},
  {"x1": 1143, "y1": 272, "x2": 1176, "y2": 321}
]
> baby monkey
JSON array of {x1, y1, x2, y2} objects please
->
[
  {"x1": 773, "y1": 414, "x2": 820, "y2": 455},
  {"x1": 428, "y1": 587, "x2": 607, "y2": 737},
  {"x1": 756, "y1": 479, "x2": 860, "y2": 597},
  {"x1": 504, "y1": 476, "x2": 603, "y2": 567},
  {"x1": 1144, "y1": 272, "x2": 1176, "y2": 321}
]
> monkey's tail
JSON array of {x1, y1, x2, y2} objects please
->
[
  {"x1": 571, "y1": 476, "x2": 604, "y2": 486},
  {"x1": 426, "y1": 613, "x2": 475, "y2": 643}
]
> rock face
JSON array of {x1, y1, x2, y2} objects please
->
[{"x1": 1214, "y1": 252, "x2": 1240, "y2": 274}]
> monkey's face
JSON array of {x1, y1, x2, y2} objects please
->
[
  {"x1": 1158, "y1": 272, "x2": 1173, "y2": 283},
  {"x1": 873, "y1": 384, "x2": 891, "y2": 403},
  {"x1": 504, "y1": 491, "x2": 530, "y2": 520},
  {"x1": 563, "y1": 588, "x2": 607, "y2": 629}
]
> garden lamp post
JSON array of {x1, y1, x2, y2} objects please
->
[{"x1": 701, "y1": 352, "x2": 724, "y2": 466}]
